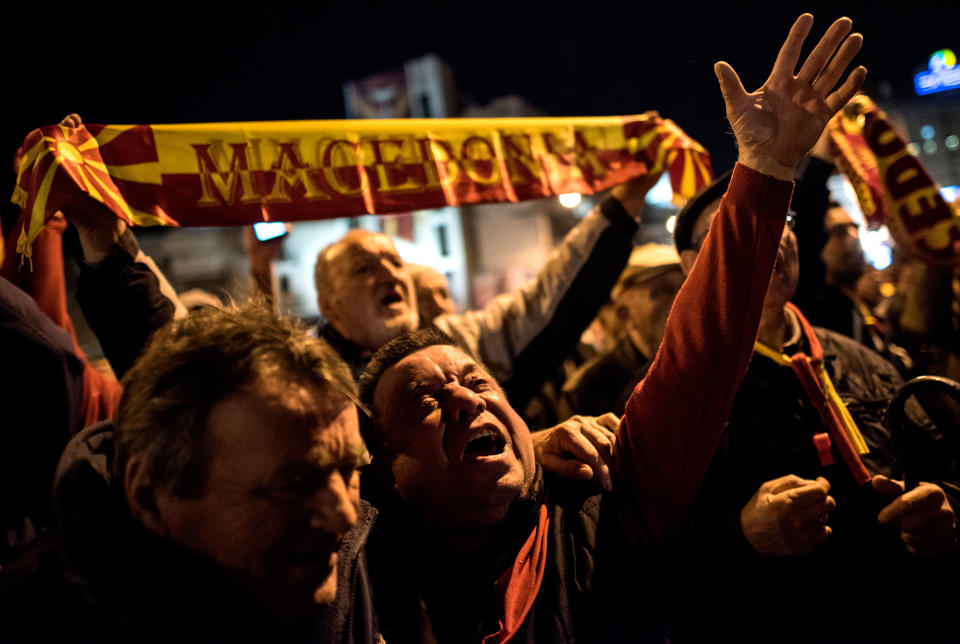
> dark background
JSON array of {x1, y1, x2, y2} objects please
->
[{"x1": 2, "y1": 0, "x2": 957, "y2": 216}]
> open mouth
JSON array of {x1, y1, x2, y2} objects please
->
[
  {"x1": 462, "y1": 428, "x2": 507, "y2": 460},
  {"x1": 381, "y1": 291, "x2": 404, "y2": 306}
]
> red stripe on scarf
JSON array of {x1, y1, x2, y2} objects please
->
[
  {"x1": 786, "y1": 303, "x2": 871, "y2": 485},
  {"x1": 483, "y1": 504, "x2": 549, "y2": 644}
]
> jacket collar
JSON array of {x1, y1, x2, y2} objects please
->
[{"x1": 318, "y1": 322, "x2": 371, "y2": 380}]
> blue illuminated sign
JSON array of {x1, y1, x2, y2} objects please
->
[{"x1": 915, "y1": 49, "x2": 960, "y2": 95}]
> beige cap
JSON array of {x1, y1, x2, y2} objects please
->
[{"x1": 611, "y1": 243, "x2": 681, "y2": 300}]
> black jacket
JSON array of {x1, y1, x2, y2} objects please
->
[
  {"x1": 2, "y1": 422, "x2": 380, "y2": 644},
  {"x1": 664, "y1": 322, "x2": 960, "y2": 644},
  {"x1": 560, "y1": 334, "x2": 651, "y2": 418},
  {"x1": 363, "y1": 466, "x2": 667, "y2": 643}
]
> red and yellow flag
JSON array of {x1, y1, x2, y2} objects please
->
[
  {"x1": 827, "y1": 95, "x2": 960, "y2": 266},
  {"x1": 11, "y1": 114, "x2": 711, "y2": 258}
]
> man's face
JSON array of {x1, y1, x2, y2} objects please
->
[
  {"x1": 413, "y1": 267, "x2": 456, "y2": 325},
  {"x1": 769, "y1": 225, "x2": 801, "y2": 305},
  {"x1": 822, "y1": 207, "x2": 864, "y2": 280},
  {"x1": 683, "y1": 205, "x2": 799, "y2": 306},
  {"x1": 617, "y1": 268, "x2": 684, "y2": 356},
  {"x1": 372, "y1": 345, "x2": 536, "y2": 535},
  {"x1": 320, "y1": 232, "x2": 418, "y2": 351},
  {"x1": 151, "y1": 377, "x2": 365, "y2": 614}
]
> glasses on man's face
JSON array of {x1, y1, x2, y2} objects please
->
[
  {"x1": 693, "y1": 210, "x2": 796, "y2": 253},
  {"x1": 827, "y1": 221, "x2": 859, "y2": 238}
]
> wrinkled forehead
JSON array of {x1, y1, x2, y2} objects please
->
[
  {"x1": 329, "y1": 232, "x2": 401, "y2": 266},
  {"x1": 373, "y1": 345, "x2": 478, "y2": 407},
  {"x1": 255, "y1": 373, "x2": 355, "y2": 424},
  {"x1": 207, "y1": 376, "x2": 361, "y2": 462}
]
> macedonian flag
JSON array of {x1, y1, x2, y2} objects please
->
[{"x1": 11, "y1": 114, "x2": 712, "y2": 260}]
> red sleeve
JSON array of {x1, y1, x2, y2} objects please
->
[{"x1": 616, "y1": 163, "x2": 793, "y2": 544}]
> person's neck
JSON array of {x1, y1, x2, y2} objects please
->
[{"x1": 756, "y1": 302, "x2": 789, "y2": 349}]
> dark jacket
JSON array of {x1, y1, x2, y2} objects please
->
[
  {"x1": 2, "y1": 422, "x2": 379, "y2": 644},
  {"x1": 75, "y1": 238, "x2": 178, "y2": 380},
  {"x1": 0, "y1": 276, "x2": 84, "y2": 552},
  {"x1": 559, "y1": 334, "x2": 651, "y2": 418},
  {"x1": 664, "y1": 319, "x2": 960, "y2": 644},
  {"x1": 363, "y1": 467, "x2": 666, "y2": 643}
]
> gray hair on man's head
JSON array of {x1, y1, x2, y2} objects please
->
[{"x1": 114, "y1": 299, "x2": 357, "y2": 499}]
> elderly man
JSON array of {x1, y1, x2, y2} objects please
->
[
  {"x1": 351, "y1": 15, "x2": 865, "y2": 642},
  {"x1": 666, "y1": 159, "x2": 959, "y2": 640},
  {"x1": 6, "y1": 302, "x2": 377, "y2": 643},
  {"x1": 560, "y1": 243, "x2": 683, "y2": 417}
]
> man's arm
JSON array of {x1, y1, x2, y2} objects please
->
[
  {"x1": 74, "y1": 233, "x2": 181, "y2": 380},
  {"x1": 53, "y1": 113, "x2": 185, "y2": 379},
  {"x1": 616, "y1": 14, "x2": 866, "y2": 544},
  {"x1": 434, "y1": 174, "x2": 659, "y2": 407}
]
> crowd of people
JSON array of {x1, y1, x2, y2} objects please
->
[{"x1": 2, "y1": 13, "x2": 960, "y2": 644}]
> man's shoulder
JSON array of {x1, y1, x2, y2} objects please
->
[
  {"x1": 814, "y1": 326, "x2": 902, "y2": 399},
  {"x1": 543, "y1": 471, "x2": 605, "y2": 509},
  {"x1": 565, "y1": 342, "x2": 638, "y2": 396},
  {"x1": 542, "y1": 473, "x2": 646, "y2": 540}
]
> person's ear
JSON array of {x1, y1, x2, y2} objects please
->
[
  {"x1": 317, "y1": 289, "x2": 340, "y2": 325},
  {"x1": 124, "y1": 454, "x2": 167, "y2": 536},
  {"x1": 679, "y1": 250, "x2": 698, "y2": 276}
]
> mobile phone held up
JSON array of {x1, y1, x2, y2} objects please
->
[{"x1": 253, "y1": 222, "x2": 288, "y2": 242}]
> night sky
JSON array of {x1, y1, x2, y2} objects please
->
[{"x1": 2, "y1": 0, "x2": 957, "y2": 220}]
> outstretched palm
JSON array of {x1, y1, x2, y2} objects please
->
[{"x1": 715, "y1": 14, "x2": 866, "y2": 178}]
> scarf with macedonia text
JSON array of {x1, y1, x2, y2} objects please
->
[{"x1": 11, "y1": 114, "x2": 712, "y2": 266}]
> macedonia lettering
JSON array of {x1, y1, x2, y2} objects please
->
[
  {"x1": 828, "y1": 95, "x2": 960, "y2": 266},
  {"x1": 11, "y1": 115, "x2": 712, "y2": 256}
]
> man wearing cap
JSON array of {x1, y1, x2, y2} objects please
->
[
  {"x1": 560, "y1": 243, "x2": 683, "y2": 417},
  {"x1": 664, "y1": 167, "x2": 960, "y2": 643}
]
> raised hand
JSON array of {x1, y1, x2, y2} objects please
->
[
  {"x1": 715, "y1": 14, "x2": 866, "y2": 180},
  {"x1": 611, "y1": 170, "x2": 664, "y2": 223}
]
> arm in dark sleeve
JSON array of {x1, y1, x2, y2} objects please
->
[
  {"x1": 616, "y1": 164, "x2": 793, "y2": 544},
  {"x1": 75, "y1": 236, "x2": 176, "y2": 379},
  {"x1": 435, "y1": 197, "x2": 637, "y2": 408},
  {"x1": 502, "y1": 197, "x2": 637, "y2": 408}
]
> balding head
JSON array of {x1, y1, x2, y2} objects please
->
[
  {"x1": 315, "y1": 230, "x2": 418, "y2": 351},
  {"x1": 408, "y1": 264, "x2": 455, "y2": 325}
]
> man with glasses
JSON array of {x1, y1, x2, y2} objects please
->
[{"x1": 665, "y1": 171, "x2": 959, "y2": 643}]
